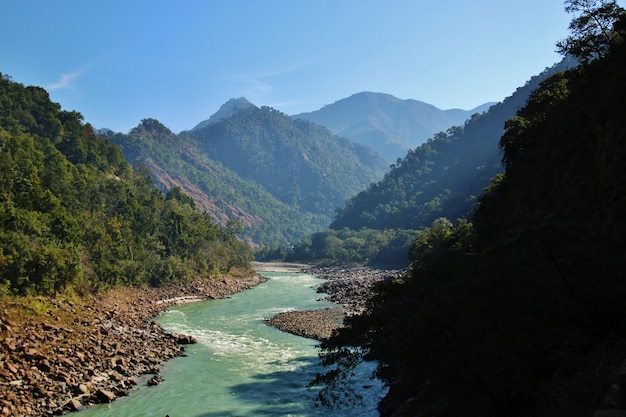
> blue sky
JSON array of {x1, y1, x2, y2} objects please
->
[{"x1": 3, "y1": 1, "x2": 574, "y2": 133}]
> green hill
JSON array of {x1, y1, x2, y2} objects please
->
[
  {"x1": 0, "y1": 74, "x2": 252, "y2": 296},
  {"x1": 186, "y1": 105, "x2": 387, "y2": 217},
  {"x1": 108, "y1": 104, "x2": 387, "y2": 247},
  {"x1": 108, "y1": 118, "x2": 329, "y2": 246}
]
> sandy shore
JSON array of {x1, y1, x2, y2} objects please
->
[{"x1": 0, "y1": 273, "x2": 264, "y2": 416}]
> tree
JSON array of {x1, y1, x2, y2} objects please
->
[{"x1": 556, "y1": 0, "x2": 625, "y2": 64}]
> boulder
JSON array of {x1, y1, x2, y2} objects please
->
[
  {"x1": 96, "y1": 388, "x2": 116, "y2": 403},
  {"x1": 68, "y1": 398, "x2": 84, "y2": 411},
  {"x1": 170, "y1": 333, "x2": 197, "y2": 344},
  {"x1": 148, "y1": 375, "x2": 164, "y2": 386}
]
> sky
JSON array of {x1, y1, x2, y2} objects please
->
[{"x1": 2, "y1": 0, "x2": 575, "y2": 133}]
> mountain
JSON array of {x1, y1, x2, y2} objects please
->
[
  {"x1": 185, "y1": 105, "x2": 387, "y2": 217},
  {"x1": 293, "y1": 92, "x2": 494, "y2": 161},
  {"x1": 191, "y1": 97, "x2": 255, "y2": 131},
  {"x1": 330, "y1": 58, "x2": 576, "y2": 232},
  {"x1": 109, "y1": 104, "x2": 387, "y2": 247}
]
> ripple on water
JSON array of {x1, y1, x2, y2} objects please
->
[{"x1": 76, "y1": 272, "x2": 385, "y2": 417}]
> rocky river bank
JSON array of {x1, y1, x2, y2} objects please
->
[
  {"x1": 0, "y1": 273, "x2": 264, "y2": 416},
  {"x1": 0, "y1": 263, "x2": 405, "y2": 416},
  {"x1": 265, "y1": 264, "x2": 405, "y2": 341}
]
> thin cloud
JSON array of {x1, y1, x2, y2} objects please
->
[
  {"x1": 226, "y1": 61, "x2": 316, "y2": 98},
  {"x1": 47, "y1": 69, "x2": 84, "y2": 90}
]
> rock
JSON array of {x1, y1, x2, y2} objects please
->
[
  {"x1": 265, "y1": 308, "x2": 346, "y2": 341},
  {"x1": 5, "y1": 362, "x2": 19, "y2": 375},
  {"x1": 170, "y1": 333, "x2": 197, "y2": 344},
  {"x1": 25, "y1": 348, "x2": 46, "y2": 360},
  {"x1": 58, "y1": 356, "x2": 74, "y2": 367},
  {"x1": 68, "y1": 398, "x2": 84, "y2": 411},
  {"x1": 96, "y1": 388, "x2": 116, "y2": 403},
  {"x1": 148, "y1": 375, "x2": 164, "y2": 386}
]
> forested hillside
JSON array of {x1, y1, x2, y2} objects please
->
[
  {"x1": 185, "y1": 105, "x2": 387, "y2": 218},
  {"x1": 0, "y1": 74, "x2": 252, "y2": 296},
  {"x1": 108, "y1": 104, "x2": 386, "y2": 247},
  {"x1": 318, "y1": 5, "x2": 626, "y2": 416},
  {"x1": 107, "y1": 118, "x2": 328, "y2": 246},
  {"x1": 330, "y1": 58, "x2": 575, "y2": 232}
]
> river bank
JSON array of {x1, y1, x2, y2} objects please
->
[
  {"x1": 0, "y1": 272, "x2": 264, "y2": 416},
  {"x1": 263, "y1": 264, "x2": 405, "y2": 341},
  {"x1": 0, "y1": 263, "x2": 403, "y2": 416}
]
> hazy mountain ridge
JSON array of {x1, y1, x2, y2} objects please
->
[
  {"x1": 293, "y1": 92, "x2": 494, "y2": 161},
  {"x1": 330, "y1": 59, "x2": 577, "y2": 232},
  {"x1": 191, "y1": 97, "x2": 256, "y2": 131}
]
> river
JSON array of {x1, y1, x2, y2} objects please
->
[{"x1": 75, "y1": 270, "x2": 386, "y2": 416}]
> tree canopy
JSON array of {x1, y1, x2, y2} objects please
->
[
  {"x1": 0, "y1": 75, "x2": 252, "y2": 296},
  {"x1": 556, "y1": 0, "x2": 625, "y2": 63},
  {"x1": 315, "y1": 8, "x2": 626, "y2": 416}
]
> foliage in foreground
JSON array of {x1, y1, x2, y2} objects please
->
[{"x1": 316, "y1": 6, "x2": 626, "y2": 416}]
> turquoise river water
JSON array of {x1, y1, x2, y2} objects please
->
[{"x1": 75, "y1": 271, "x2": 386, "y2": 417}]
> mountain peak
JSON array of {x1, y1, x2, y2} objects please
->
[
  {"x1": 293, "y1": 92, "x2": 491, "y2": 162},
  {"x1": 192, "y1": 97, "x2": 257, "y2": 131}
]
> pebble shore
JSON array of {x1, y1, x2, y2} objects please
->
[
  {"x1": 0, "y1": 263, "x2": 405, "y2": 416},
  {"x1": 264, "y1": 264, "x2": 405, "y2": 341},
  {"x1": 0, "y1": 274, "x2": 264, "y2": 416}
]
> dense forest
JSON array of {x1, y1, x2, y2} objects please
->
[
  {"x1": 330, "y1": 58, "x2": 574, "y2": 232},
  {"x1": 184, "y1": 105, "x2": 387, "y2": 219},
  {"x1": 281, "y1": 53, "x2": 574, "y2": 268},
  {"x1": 107, "y1": 105, "x2": 387, "y2": 248},
  {"x1": 317, "y1": 3, "x2": 626, "y2": 416},
  {"x1": 0, "y1": 75, "x2": 252, "y2": 296}
]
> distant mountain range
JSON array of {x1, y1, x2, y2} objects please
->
[
  {"x1": 293, "y1": 92, "x2": 495, "y2": 161},
  {"x1": 106, "y1": 70, "x2": 575, "y2": 248}
]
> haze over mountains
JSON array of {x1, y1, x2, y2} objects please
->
[
  {"x1": 293, "y1": 92, "x2": 495, "y2": 161},
  {"x1": 330, "y1": 60, "x2": 576, "y2": 233},
  {"x1": 103, "y1": 71, "x2": 572, "y2": 249}
]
